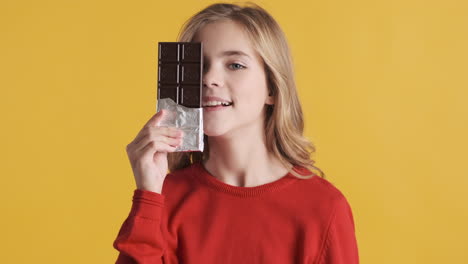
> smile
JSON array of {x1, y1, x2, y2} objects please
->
[
  {"x1": 202, "y1": 101, "x2": 233, "y2": 107},
  {"x1": 203, "y1": 104, "x2": 232, "y2": 112}
]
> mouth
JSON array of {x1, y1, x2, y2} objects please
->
[{"x1": 202, "y1": 101, "x2": 233, "y2": 108}]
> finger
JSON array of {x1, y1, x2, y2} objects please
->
[
  {"x1": 135, "y1": 134, "x2": 183, "y2": 153},
  {"x1": 129, "y1": 112, "x2": 165, "y2": 146},
  {"x1": 140, "y1": 140, "x2": 178, "y2": 159},
  {"x1": 133, "y1": 126, "x2": 182, "y2": 146},
  {"x1": 138, "y1": 141, "x2": 174, "y2": 165}
]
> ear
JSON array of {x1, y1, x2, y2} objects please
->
[{"x1": 265, "y1": 94, "x2": 274, "y2": 105}]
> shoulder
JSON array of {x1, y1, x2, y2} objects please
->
[
  {"x1": 309, "y1": 175, "x2": 356, "y2": 230},
  {"x1": 308, "y1": 176, "x2": 359, "y2": 263},
  {"x1": 290, "y1": 167, "x2": 355, "y2": 222},
  {"x1": 314, "y1": 176, "x2": 350, "y2": 203},
  {"x1": 315, "y1": 176, "x2": 354, "y2": 215},
  {"x1": 293, "y1": 166, "x2": 350, "y2": 205}
]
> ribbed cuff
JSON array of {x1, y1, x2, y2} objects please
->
[{"x1": 129, "y1": 189, "x2": 165, "y2": 219}]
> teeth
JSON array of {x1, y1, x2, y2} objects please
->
[{"x1": 203, "y1": 101, "x2": 232, "y2": 107}]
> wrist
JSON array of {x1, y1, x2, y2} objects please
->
[{"x1": 137, "y1": 184, "x2": 163, "y2": 194}]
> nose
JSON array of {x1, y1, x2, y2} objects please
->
[{"x1": 202, "y1": 63, "x2": 223, "y2": 88}]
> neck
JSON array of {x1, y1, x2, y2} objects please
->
[{"x1": 202, "y1": 119, "x2": 289, "y2": 187}]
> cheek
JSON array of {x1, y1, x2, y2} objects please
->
[{"x1": 234, "y1": 71, "x2": 268, "y2": 99}]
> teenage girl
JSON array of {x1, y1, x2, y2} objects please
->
[{"x1": 114, "y1": 3, "x2": 359, "y2": 264}]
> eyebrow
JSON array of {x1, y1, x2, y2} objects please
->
[{"x1": 219, "y1": 50, "x2": 252, "y2": 60}]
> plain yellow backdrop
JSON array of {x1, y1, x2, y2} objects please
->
[{"x1": 1, "y1": 0, "x2": 467, "y2": 263}]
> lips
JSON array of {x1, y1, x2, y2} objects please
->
[{"x1": 202, "y1": 96, "x2": 232, "y2": 104}]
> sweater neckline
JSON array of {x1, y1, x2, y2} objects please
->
[{"x1": 191, "y1": 161, "x2": 312, "y2": 197}]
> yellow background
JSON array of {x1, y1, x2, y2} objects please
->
[{"x1": 1, "y1": 0, "x2": 467, "y2": 263}]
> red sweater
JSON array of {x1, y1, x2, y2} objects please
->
[{"x1": 113, "y1": 162, "x2": 359, "y2": 264}]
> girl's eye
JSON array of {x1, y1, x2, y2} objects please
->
[{"x1": 229, "y1": 63, "x2": 246, "y2": 70}]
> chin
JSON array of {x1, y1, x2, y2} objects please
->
[
  {"x1": 203, "y1": 124, "x2": 231, "y2": 137},
  {"x1": 203, "y1": 128, "x2": 227, "y2": 137}
]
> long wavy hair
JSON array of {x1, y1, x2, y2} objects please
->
[{"x1": 167, "y1": 2, "x2": 325, "y2": 179}]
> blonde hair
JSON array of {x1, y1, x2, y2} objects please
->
[{"x1": 167, "y1": 2, "x2": 325, "y2": 179}]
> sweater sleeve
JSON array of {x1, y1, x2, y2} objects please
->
[
  {"x1": 316, "y1": 194, "x2": 359, "y2": 264},
  {"x1": 113, "y1": 189, "x2": 168, "y2": 264}
]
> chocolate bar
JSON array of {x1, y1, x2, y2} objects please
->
[
  {"x1": 157, "y1": 42, "x2": 203, "y2": 108},
  {"x1": 156, "y1": 42, "x2": 204, "y2": 152}
]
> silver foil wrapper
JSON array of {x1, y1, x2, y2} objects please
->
[{"x1": 156, "y1": 98, "x2": 204, "y2": 152}]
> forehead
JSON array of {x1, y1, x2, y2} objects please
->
[{"x1": 193, "y1": 20, "x2": 258, "y2": 60}]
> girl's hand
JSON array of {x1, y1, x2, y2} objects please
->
[{"x1": 125, "y1": 110, "x2": 183, "y2": 194}]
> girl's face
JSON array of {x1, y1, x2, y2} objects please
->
[{"x1": 193, "y1": 19, "x2": 274, "y2": 138}]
